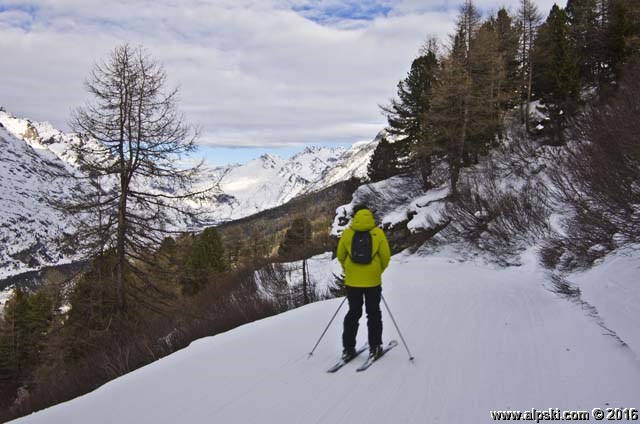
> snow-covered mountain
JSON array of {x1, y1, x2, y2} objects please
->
[
  {"x1": 0, "y1": 114, "x2": 90, "y2": 279},
  {"x1": 0, "y1": 109, "x2": 377, "y2": 279},
  {"x1": 201, "y1": 140, "x2": 376, "y2": 222},
  {"x1": 10, "y1": 247, "x2": 640, "y2": 424}
]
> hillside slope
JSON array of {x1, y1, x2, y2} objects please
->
[
  {"x1": 0, "y1": 109, "x2": 377, "y2": 279},
  {"x1": 0, "y1": 124, "x2": 86, "y2": 279},
  {"x1": 12, "y1": 249, "x2": 640, "y2": 424}
]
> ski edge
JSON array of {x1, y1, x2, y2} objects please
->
[
  {"x1": 355, "y1": 340, "x2": 398, "y2": 372},
  {"x1": 327, "y1": 345, "x2": 368, "y2": 373}
]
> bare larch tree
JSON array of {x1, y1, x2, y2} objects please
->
[{"x1": 61, "y1": 44, "x2": 214, "y2": 312}]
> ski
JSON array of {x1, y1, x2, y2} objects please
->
[
  {"x1": 356, "y1": 340, "x2": 398, "y2": 372},
  {"x1": 327, "y1": 345, "x2": 368, "y2": 373}
]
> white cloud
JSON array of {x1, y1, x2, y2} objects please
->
[{"x1": 0, "y1": 0, "x2": 564, "y2": 149}]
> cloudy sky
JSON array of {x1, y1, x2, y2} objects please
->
[{"x1": 0, "y1": 0, "x2": 562, "y2": 165}]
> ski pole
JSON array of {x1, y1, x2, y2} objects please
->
[
  {"x1": 381, "y1": 294, "x2": 415, "y2": 361},
  {"x1": 308, "y1": 296, "x2": 347, "y2": 358}
]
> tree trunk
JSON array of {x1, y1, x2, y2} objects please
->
[
  {"x1": 525, "y1": 20, "x2": 534, "y2": 133},
  {"x1": 116, "y1": 190, "x2": 127, "y2": 313},
  {"x1": 302, "y1": 259, "x2": 309, "y2": 305},
  {"x1": 452, "y1": 96, "x2": 469, "y2": 198},
  {"x1": 419, "y1": 154, "x2": 433, "y2": 190}
]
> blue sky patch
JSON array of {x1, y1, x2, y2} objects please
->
[
  {"x1": 292, "y1": 1, "x2": 392, "y2": 26},
  {"x1": 0, "y1": 3, "x2": 38, "y2": 30},
  {"x1": 0, "y1": 3, "x2": 38, "y2": 16}
]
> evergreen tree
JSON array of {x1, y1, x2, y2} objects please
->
[
  {"x1": 0, "y1": 288, "x2": 53, "y2": 394},
  {"x1": 534, "y1": 4, "x2": 581, "y2": 145},
  {"x1": 603, "y1": 0, "x2": 640, "y2": 81},
  {"x1": 367, "y1": 136, "x2": 399, "y2": 182},
  {"x1": 182, "y1": 227, "x2": 227, "y2": 295},
  {"x1": 63, "y1": 252, "x2": 121, "y2": 362},
  {"x1": 381, "y1": 48, "x2": 439, "y2": 183},
  {"x1": 278, "y1": 217, "x2": 312, "y2": 260},
  {"x1": 566, "y1": 0, "x2": 602, "y2": 85}
]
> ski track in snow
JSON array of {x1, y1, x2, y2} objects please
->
[{"x1": 12, "y1": 249, "x2": 640, "y2": 424}]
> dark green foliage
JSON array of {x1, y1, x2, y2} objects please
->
[
  {"x1": 534, "y1": 5, "x2": 580, "y2": 145},
  {"x1": 278, "y1": 217, "x2": 312, "y2": 260},
  {"x1": 0, "y1": 288, "x2": 53, "y2": 397},
  {"x1": 158, "y1": 236, "x2": 177, "y2": 260},
  {"x1": 63, "y1": 252, "x2": 123, "y2": 362},
  {"x1": 564, "y1": 0, "x2": 640, "y2": 86},
  {"x1": 189, "y1": 228, "x2": 227, "y2": 275},
  {"x1": 604, "y1": 0, "x2": 640, "y2": 81},
  {"x1": 182, "y1": 228, "x2": 227, "y2": 295},
  {"x1": 367, "y1": 136, "x2": 400, "y2": 182},
  {"x1": 566, "y1": 0, "x2": 602, "y2": 84},
  {"x1": 381, "y1": 51, "x2": 439, "y2": 178}
]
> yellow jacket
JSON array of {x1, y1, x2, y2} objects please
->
[{"x1": 336, "y1": 209, "x2": 391, "y2": 287}]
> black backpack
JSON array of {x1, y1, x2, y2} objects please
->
[{"x1": 351, "y1": 230, "x2": 373, "y2": 264}]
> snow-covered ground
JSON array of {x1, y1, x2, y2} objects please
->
[
  {"x1": 255, "y1": 252, "x2": 342, "y2": 301},
  {"x1": 568, "y1": 245, "x2": 640, "y2": 362},
  {"x1": 12, "y1": 248, "x2": 640, "y2": 424}
]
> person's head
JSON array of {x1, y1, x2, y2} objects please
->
[{"x1": 352, "y1": 203, "x2": 373, "y2": 216}]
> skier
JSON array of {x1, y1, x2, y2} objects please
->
[{"x1": 336, "y1": 205, "x2": 391, "y2": 361}]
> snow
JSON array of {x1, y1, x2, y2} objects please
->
[
  {"x1": 568, "y1": 245, "x2": 640, "y2": 361},
  {"x1": 255, "y1": 252, "x2": 342, "y2": 300},
  {"x1": 332, "y1": 177, "x2": 447, "y2": 236},
  {"x1": 195, "y1": 139, "x2": 374, "y2": 223},
  {"x1": 0, "y1": 109, "x2": 378, "y2": 279},
  {"x1": 12, "y1": 248, "x2": 640, "y2": 424},
  {"x1": 0, "y1": 286, "x2": 14, "y2": 316},
  {"x1": 0, "y1": 124, "x2": 86, "y2": 278}
]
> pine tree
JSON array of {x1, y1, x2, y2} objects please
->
[
  {"x1": 367, "y1": 136, "x2": 399, "y2": 182},
  {"x1": 566, "y1": 0, "x2": 602, "y2": 85},
  {"x1": 603, "y1": 0, "x2": 640, "y2": 81},
  {"x1": 279, "y1": 217, "x2": 312, "y2": 259},
  {"x1": 534, "y1": 4, "x2": 580, "y2": 145},
  {"x1": 182, "y1": 227, "x2": 227, "y2": 295},
  {"x1": 381, "y1": 47, "x2": 439, "y2": 183},
  {"x1": 0, "y1": 288, "x2": 53, "y2": 393}
]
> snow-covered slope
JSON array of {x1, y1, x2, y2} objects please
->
[
  {"x1": 0, "y1": 109, "x2": 377, "y2": 278},
  {"x1": 12, "y1": 248, "x2": 640, "y2": 424},
  {"x1": 0, "y1": 121, "x2": 87, "y2": 279}
]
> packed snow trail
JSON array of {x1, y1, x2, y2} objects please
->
[{"x1": 13, "y1": 250, "x2": 640, "y2": 424}]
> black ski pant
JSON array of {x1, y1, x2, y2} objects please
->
[{"x1": 342, "y1": 285, "x2": 382, "y2": 350}]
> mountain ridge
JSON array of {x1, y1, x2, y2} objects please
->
[{"x1": 0, "y1": 109, "x2": 378, "y2": 279}]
